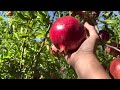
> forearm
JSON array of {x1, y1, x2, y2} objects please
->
[{"x1": 73, "y1": 53, "x2": 111, "y2": 79}]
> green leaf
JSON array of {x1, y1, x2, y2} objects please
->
[
  {"x1": 13, "y1": 32, "x2": 19, "y2": 40},
  {"x1": 103, "y1": 20, "x2": 118, "y2": 25},
  {"x1": 17, "y1": 12, "x2": 29, "y2": 20},
  {"x1": 0, "y1": 16, "x2": 3, "y2": 20}
]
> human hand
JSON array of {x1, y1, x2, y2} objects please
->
[
  {"x1": 50, "y1": 22, "x2": 99, "y2": 66},
  {"x1": 64, "y1": 22, "x2": 99, "y2": 67}
]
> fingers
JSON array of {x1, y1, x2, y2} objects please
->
[
  {"x1": 84, "y1": 22, "x2": 99, "y2": 39},
  {"x1": 50, "y1": 44, "x2": 59, "y2": 57}
]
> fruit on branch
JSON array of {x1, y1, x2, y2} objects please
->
[
  {"x1": 7, "y1": 11, "x2": 14, "y2": 16},
  {"x1": 110, "y1": 58, "x2": 120, "y2": 79},
  {"x1": 105, "y1": 43, "x2": 120, "y2": 57},
  {"x1": 99, "y1": 30, "x2": 110, "y2": 42},
  {"x1": 49, "y1": 16, "x2": 86, "y2": 53}
]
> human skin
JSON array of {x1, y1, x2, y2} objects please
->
[
  {"x1": 64, "y1": 22, "x2": 111, "y2": 79},
  {"x1": 50, "y1": 22, "x2": 111, "y2": 79}
]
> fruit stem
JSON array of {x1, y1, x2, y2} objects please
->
[
  {"x1": 59, "y1": 45, "x2": 65, "y2": 53},
  {"x1": 94, "y1": 24, "x2": 106, "y2": 50}
]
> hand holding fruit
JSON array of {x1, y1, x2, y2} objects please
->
[
  {"x1": 49, "y1": 15, "x2": 99, "y2": 66},
  {"x1": 65, "y1": 22, "x2": 99, "y2": 66},
  {"x1": 49, "y1": 12, "x2": 111, "y2": 79}
]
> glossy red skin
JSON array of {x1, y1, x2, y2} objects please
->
[
  {"x1": 110, "y1": 58, "x2": 120, "y2": 79},
  {"x1": 99, "y1": 30, "x2": 110, "y2": 41},
  {"x1": 49, "y1": 16, "x2": 86, "y2": 52}
]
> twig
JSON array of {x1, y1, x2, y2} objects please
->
[
  {"x1": 34, "y1": 11, "x2": 57, "y2": 70},
  {"x1": 94, "y1": 24, "x2": 120, "y2": 53},
  {"x1": 39, "y1": 11, "x2": 57, "y2": 53},
  {"x1": 94, "y1": 25, "x2": 106, "y2": 50},
  {"x1": 20, "y1": 41, "x2": 25, "y2": 79},
  {"x1": 106, "y1": 44, "x2": 120, "y2": 52}
]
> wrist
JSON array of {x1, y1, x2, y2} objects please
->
[{"x1": 70, "y1": 52, "x2": 95, "y2": 68}]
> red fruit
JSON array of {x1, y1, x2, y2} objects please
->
[
  {"x1": 7, "y1": 11, "x2": 14, "y2": 16},
  {"x1": 99, "y1": 30, "x2": 110, "y2": 42},
  {"x1": 110, "y1": 58, "x2": 120, "y2": 79},
  {"x1": 49, "y1": 16, "x2": 86, "y2": 53}
]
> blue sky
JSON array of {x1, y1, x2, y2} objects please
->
[
  {"x1": 1, "y1": 11, "x2": 119, "y2": 42},
  {"x1": 1, "y1": 11, "x2": 119, "y2": 22},
  {"x1": 48, "y1": 11, "x2": 119, "y2": 16},
  {"x1": 48, "y1": 11, "x2": 119, "y2": 30}
]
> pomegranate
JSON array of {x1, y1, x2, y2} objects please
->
[
  {"x1": 99, "y1": 30, "x2": 110, "y2": 42},
  {"x1": 49, "y1": 16, "x2": 86, "y2": 53},
  {"x1": 110, "y1": 58, "x2": 120, "y2": 79}
]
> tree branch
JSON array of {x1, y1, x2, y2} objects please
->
[
  {"x1": 39, "y1": 11, "x2": 57, "y2": 53},
  {"x1": 33, "y1": 11, "x2": 57, "y2": 79},
  {"x1": 106, "y1": 44, "x2": 120, "y2": 53},
  {"x1": 94, "y1": 25, "x2": 120, "y2": 53}
]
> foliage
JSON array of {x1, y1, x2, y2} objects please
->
[{"x1": 0, "y1": 11, "x2": 120, "y2": 79}]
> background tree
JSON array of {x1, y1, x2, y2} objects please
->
[{"x1": 0, "y1": 11, "x2": 119, "y2": 79}]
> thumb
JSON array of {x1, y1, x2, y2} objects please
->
[{"x1": 84, "y1": 22, "x2": 99, "y2": 39}]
